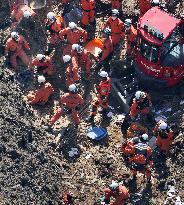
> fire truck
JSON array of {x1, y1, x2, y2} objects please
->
[{"x1": 135, "y1": 6, "x2": 184, "y2": 88}]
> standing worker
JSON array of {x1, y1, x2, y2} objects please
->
[
  {"x1": 86, "y1": 71, "x2": 111, "y2": 122},
  {"x1": 71, "y1": 44, "x2": 92, "y2": 80},
  {"x1": 27, "y1": 75, "x2": 54, "y2": 105},
  {"x1": 5, "y1": 31, "x2": 30, "y2": 69},
  {"x1": 63, "y1": 55, "x2": 80, "y2": 86},
  {"x1": 98, "y1": 28, "x2": 113, "y2": 74},
  {"x1": 101, "y1": 181, "x2": 129, "y2": 205},
  {"x1": 59, "y1": 22, "x2": 88, "y2": 55},
  {"x1": 104, "y1": 9, "x2": 124, "y2": 46},
  {"x1": 45, "y1": 12, "x2": 63, "y2": 55},
  {"x1": 111, "y1": 0, "x2": 121, "y2": 10},
  {"x1": 129, "y1": 133, "x2": 153, "y2": 181},
  {"x1": 129, "y1": 91, "x2": 152, "y2": 121},
  {"x1": 29, "y1": 54, "x2": 55, "y2": 76},
  {"x1": 154, "y1": 121, "x2": 174, "y2": 155},
  {"x1": 80, "y1": 0, "x2": 96, "y2": 27},
  {"x1": 124, "y1": 19, "x2": 137, "y2": 57},
  {"x1": 49, "y1": 84, "x2": 84, "y2": 126}
]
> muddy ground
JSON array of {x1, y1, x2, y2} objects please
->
[{"x1": 0, "y1": 0, "x2": 184, "y2": 204}]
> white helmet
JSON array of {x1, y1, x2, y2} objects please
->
[
  {"x1": 152, "y1": 0, "x2": 160, "y2": 4},
  {"x1": 109, "y1": 181, "x2": 119, "y2": 190},
  {"x1": 11, "y1": 31, "x2": 19, "y2": 39},
  {"x1": 141, "y1": 133, "x2": 148, "y2": 141},
  {"x1": 38, "y1": 75, "x2": 46, "y2": 83},
  {"x1": 112, "y1": 9, "x2": 119, "y2": 16},
  {"x1": 63, "y1": 55, "x2": 71, "y2": 63},
  {"x1": 99, "y1": 71, "x2": 108, "y2": 78},
  {"x1": 23, "y1": 10, "x2": 31, "y2": 18},
  {"x1": 47, "y1": 12, "x2": 55, "y2": 20},
  {"x1": 72, "y1": 44, "x2": 80, "y2": 51},
  {"x1": 124, "y1": 19, "x2": 132, "y2": 27},
  {"x1": 159, "y1": 122, "x2": 168, "y2": 130},
  {"x1": 69, "y1": 22, "x2": 77, "y2": 29},
  {"x1": 135, "y1": 91, "x2": 144, "y2": 100},
  {"x1": 36, "y1": 54, "x2": 45, "y2": 61},
  {"x1": 68, "y1": 84, "x2": 77, "y2": 92}
]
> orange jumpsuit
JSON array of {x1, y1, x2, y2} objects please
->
[
  {"x1": 59, "y1": 27, "x2": 88, "y2": 55},
  {"x1": 81, "y1": 0, "x2": 96, "y2": 26},
  {"x1": 27, "y1": 82, "x2": 54, "y2": 105},
  {"x1": 156, "y1": 130, "x2": 173, "y2": 153},
  {"x1": 111, "y1": 0, "x2": 121, "y2": 10},
  {"x1": 129, "y1": 142, "x2": 153, "y2": 178},
  {"x1": 126, "y1": 25, "x2": 137, "y2": 55},
  {"x1": 129, "y1": 94, "x2": 151, "y2": 118},
  {"x1": 91, "y1": 77, "x2": 111, "y2": 116},
  {"x1": 46, "y1": 16, "x2": 63, "y2": 45},
  {"x1": 138, "y1": 0, "x2": 151, "y2": 15},
  {"x1": 72, "y1": 49, "x2": 92, "y2": 80},
  {"x1": 104, "y1": 17, "x2": 124, "y2": 46},
  {"x1": 49, "y1": 92, "x2": 84, "y2": 125},
  {"x1": 65, "y1": 57, "x2": 80, "y2": 86},
  {"x1": 30, "y1": 56, "x2": 54, "y2": 75},
  {"x1": 5, "y1": 35, "x2": 30, "y2": 69},
  {"x1": 101, "y1": 36, "x2": 113, "y2": 61},
  {"x1": 104, "y1": 185, "x2": 129, "y2": 205},
  {"x1": 11, "y1": 4, "x2": 36, "y2": 29},
  {"x1": 127, "y1": 122, "x2": 148, "y2": 138}
]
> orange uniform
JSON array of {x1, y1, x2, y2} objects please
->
[
  {"x1": 11, "y1": 4, "x2": 36, "y2": 29},
  {"x1": 156, "y1": 129, "x2": 173, "y2": 153},
  {"x1": 90, "y1": 77, "x2": 111, "y2": 116},
  {"x1": 127, "y1": 122, "x2": 148, "y2": 138},
  {"x1": 104, "y1": 17, "x2": 124, "y2": 46},
  {"x1": 104, "y1": 185, "x2": 129, "y2": 205},
  {"x1": 27, "y1": 82, "x2": 54, "y2": 105},
  {"x1": 72, "y1": 49, "x2": 92, "y2": 80},
  {"x1": 5, "y1": 35, "x2": 30, "y2": 68},
  {"x1": 111, "y1": 0, "x2": 121, "y2": 10},
  {"x1": 138, "y1": 0, "x2": 151, "y2": 15},
  {"x1": 49, "y1": 92, "x2": 84, "y2": 125},
  {"x1": 30, "y1": 56, "x2": 54, "y2": 75},
  {"x1": 129, "y1": 142, "x2": 153, "y2": 178},
  {"x1": 59, "y1": 27, "x2": 88, "y2": 55},
  {"x1": 46, "y1": 16, "x2": 63, "y2": 45},
  {"x1": 126, "y1": 25, "x2": 137, "y2": 55},
  {"x1": 81, "y1": 0, "x2": 96, "y2": 26},
  {"x1": 65, "y1": 57, "x2": 80, "y2": 86},
  {"x1": 101, "y1": 36, "x2": 113, "y2": 61},
  {"x1": 129, "y1": 93, "x2": 151, "y2": 118}
]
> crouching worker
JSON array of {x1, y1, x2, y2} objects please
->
[
  {"x1": 154, "y1": 121, "x2": 174, "y2": 155},
  {"x1": 129, "y1": 134, "x2": 153, "y2": 182},
  {"x1": 49, "y1": 84, "x2": 84, "y2": 126},
  {"x1": 29, "y1": 54, "x2": 55, "y2": 76},
  {"x1": 27, "y1": 76, "x2": 54, "y2": 105},
  {"x1": 5, "y1": 31, "x2": 30, "y2": 69},
  {"x1": 101, "y1": 181, "x2": 129, "y2": 205}
]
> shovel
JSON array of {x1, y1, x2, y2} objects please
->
[{"x1": 28, "y1": 0, "x2": 46, "y2": 9}]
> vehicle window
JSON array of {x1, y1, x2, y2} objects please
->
[{"x1": 139, "y1": 38, "x2": 159, "y2": 63}]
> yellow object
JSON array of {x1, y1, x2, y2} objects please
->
[{"x1": 85, "y1": 38, "x2": 103, "y2": 57}]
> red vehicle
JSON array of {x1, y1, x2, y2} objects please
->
[{"x1": 135, "y1": 7, "x2": 184, "y2": 87}]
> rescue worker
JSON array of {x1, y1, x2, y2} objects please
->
[
  {"x1": 127, "y1": 122, "x2": 148, "y2": 138},
  {"x1": 71, "y1": 44, "x2": 92, "y2": 80},
  {"x1": 59, "y1": 22, "x2": 88, "y2": 55},
  {"x1": 104, "y1": 9, "x2": 124, "y2": 46},
  {"x1": 98, "y1": 28, "x2": 113, "y2": 74},
  {"x1": 63, "y1": 55, "x2": 80, "y2": 86},
  {"x1": 45, "y1": 12, "x2": 63, "y2": 54},
  {"x1": 80, "y1": 0, "x2": 96, "y2": 27},
  {"x1": 154, "y1": 121, "x2": 174, "y2": 154},
  {"x1": 49, "y1": 84, "x2": 84, "y2": 126},
  {"x1": 27, "y1": 75, "x2": 54, "y2": 105},
  {"x1": 129, "y1": 134, "x2": 153, "y2": 181},
  {"x1": 5, "y1": 31, "x2": 30, "y2": 69},
  {"x1": 102, "y1": 181, "x2": 129, "y2": 205},
  {"x1": 129, "y1": 91, "x2": 152, "y2": 120},
  {"x1": 138, "y1": 0, "x2": 151, "y2": 15},
  {"x1": 86, "y1": 71, "x2": 111, "y2": 122},
  {"x1": 111, "y1": 0, "x2": 121, "y2": 10},
  {"x1": 124, "y1": 19, "x2": 137, "y2": 57},
  {"x1": 29, "y1": 54, "x2": 55, "y2": 76}
]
